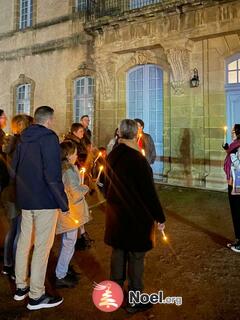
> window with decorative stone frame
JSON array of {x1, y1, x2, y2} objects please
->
[
  {"x1": 66, "y1": 68, "x2": 96, "y2": 133},
  {"x1": 11, "y1": 75, "x2": 35, "y2": 116},
  {"x1": 14, "y1": 0, "x2": 37, "y2": 31}
]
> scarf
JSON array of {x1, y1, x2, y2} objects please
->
[{"x1": 224, "y1": 139, "x2": 240, "y2": 181}]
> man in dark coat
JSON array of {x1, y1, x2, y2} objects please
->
[
  {"x1": 105, "y1": 119, "x2": 165, "y2": 314},
  {"x1": 134, "y1": 118, "x2": 156, "y2": 165},
  {"x1": 12, "y1": 106, "x2": 69, "y2": 310}
]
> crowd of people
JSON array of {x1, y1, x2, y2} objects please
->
[{"x1": 0, "y1": 105, "x2": 239, "y2": 314}]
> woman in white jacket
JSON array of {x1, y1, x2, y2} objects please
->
[{"x1": 55, "y1": 141, "x2": 91, "y2": 288}]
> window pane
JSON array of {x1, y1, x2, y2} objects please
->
[
  {"x1": 16, "y1": 84, "x2": 31, "y2": 114},
  {"x1": 228, "y1": 61, "x2": 237, "y2": 71},
  {"x1": 228, "y1": 71, "x2": 238, "y2": 84},
  {"x1": 20, "y1": 0, "x2": 33, "y2": 29},
  {"x1": 73, "y1": 77, "x2": 95, "y2": 131}
]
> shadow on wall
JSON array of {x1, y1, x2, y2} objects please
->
[{"x1": 179, "y1": 128, "x2": 192, "y2": 187}]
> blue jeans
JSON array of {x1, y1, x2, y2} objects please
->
[
  {"x1": 55, "y1": 229, "x2": 78, "y2": 279},
  {"x1": 4, "y1": 215, "x2": 21, "y2": 267}
]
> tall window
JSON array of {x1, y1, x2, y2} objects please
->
[
  {"x1": 76, "y1": 0, "x2": 87, "y2": 11},
  {"x1": 127, "y1": 65, "x2": 164, "y2": 177},
  {"x1": 130, "y1": 0, "x2": 161, "y2": 10},
  {"x1": 225, "y1": 55, "x2": 240, "y2": 142},
  {"x1": 19, "y1": 0, "x2": 33, "y2": 30},
  {"x1": 16, "y1": 84, "x2": 31, "y2": 114},
  {"x1": 74, "y1": 77, "x2": 94, "y2": 130}
]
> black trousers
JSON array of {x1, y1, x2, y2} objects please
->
[
  {"x1": 110, "y1": 248, "x2": 146, "y2": 292},
  {"x1": 228, "y1": 185, "x2": 240, "y2": 239}
]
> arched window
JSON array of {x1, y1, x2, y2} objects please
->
[
  {"x1": 16, "y1": 84, "x2": 31, "y2": 114},
  {"x1": 127, "y1": 64, "x2": 164, "y2": 177},
  {"x1": 73, "y1": 77, "x2": 94, "y2": 130},
  {"x1": 19, "y1": 0, "x2": 33, "y2": 29}
]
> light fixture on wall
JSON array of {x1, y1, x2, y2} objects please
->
[{"x1": 190, "y1": 68, "x2": 199, "y2": 88}]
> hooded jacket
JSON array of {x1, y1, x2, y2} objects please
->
[
  {"x1": 104, "y1": 143, "x2": 165, "y2": 252},
  {"x1": 11, "y1": 124, "x2": 68, "y2": 211}
]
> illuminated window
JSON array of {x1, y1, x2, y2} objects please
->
[
  {"x1": 16, "y1": 84, "x2": 31, "y2": 114},
  {"x1": 227, "y1": 58, "x2": 240, "y2": 84},
  {"x1": 74, "y1": 77, "x2": 94, "y2": 130},
  {"x1": 19, "y1": 0, "x2": 33, "y2": 29}
]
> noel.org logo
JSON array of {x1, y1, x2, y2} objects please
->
[{"x1": 92, "y1": 280, "x2": 124, "y2": 312}]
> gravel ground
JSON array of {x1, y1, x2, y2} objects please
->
[{"x1": 0, "y1": 185, "x2": 239, "y2": 320}]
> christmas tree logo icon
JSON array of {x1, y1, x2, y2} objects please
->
[{"x1": 92, "y1": 280, "x2": 124, "y2": 312}]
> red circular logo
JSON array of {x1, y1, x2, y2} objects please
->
[{"x1": 92, "y1": 280, "x2": 124, "y2": 312}]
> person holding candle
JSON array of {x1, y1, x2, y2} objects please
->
[
  {"x1": 0, "y1": 108, "x2": 9, "y2": 194},
  {"x1": 55, "y1": 141, "x2": 91, "y2": 288},
  {"x1": 105, "y1": 119, "x2": 166, "y2": 314},
  {"x1": 1, "y1": 114, "x2": 33, "y2": 280},
  {"x1": 134, "y1": 119, "x2": 156, "y2": 165},
  {"x1": 223, "y1": 124, "x2": 240, "y2": 252},
  {"x1": 64, "y1": 123, "x2": 90, "y2": 169}
]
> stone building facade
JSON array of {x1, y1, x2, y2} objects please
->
[{"x1": 0, "y1": 0, "x2": 240, "y2": 190}]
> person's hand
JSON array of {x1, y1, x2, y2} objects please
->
[
  {"x1": 61, "y1": 210, "x2": 70, "y2": 216},
  {"x1": 157, "y1": 222, "x2": 165, "y2": 231}
]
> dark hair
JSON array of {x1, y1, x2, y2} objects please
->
[
  {"x1": 0, "y1": 109, "x2": 4, "y2": 117},
  {"x1": 80, "y1": 115, "x2": 89, "y2": 121},
  {"x1": 234, "y1": 124, "x2": 240, "y2": 139},
  {"x1": 71, "y1": 123, "x2": 84, "y2": 134},
  {"x1": 134, "y1": 118, "x2": 144, "y2": 128},
  {"x1": 60, "y1": 140, "x2": 76, "y2": 161},
  {"x1": 34, "y1": 106, "x2": 54, "y2": 124}
]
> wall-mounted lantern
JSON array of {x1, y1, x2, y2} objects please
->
[{"x1": 190, "y1": 68, "x2": 199, "y2": 88}]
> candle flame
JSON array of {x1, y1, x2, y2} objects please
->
[
  {"x1": 80, "y1": 167, "x2": 86, "y2": 173},
  {"x1": 142, "y1": 149, "x2": 145, "y2": 157},
  {"x1": 74, "y1": 219, "x2": 79, "y2": 224},
  {"x1": 224, "y1": 126, "x2": 228, "y2": 132},
  {"x1": 99, "y1": 165, "x2": 104, "y2": 171},
  {"x1": 99, "y1": 151, "x2": 102, "y2": 156}
]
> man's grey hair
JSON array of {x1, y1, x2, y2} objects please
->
[
  {"x1": 34, "y1": 106, "x2": 54, "y2": 124},
  {"x1": 119, "y1": 119, "x2": 138, "y2": 140}
]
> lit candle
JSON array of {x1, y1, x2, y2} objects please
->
[
  {"x1": 96, "y1": 165, "x2": 104, "y2": 184},
  {"x1": 161, "y1": 230, "x2": 167, "y2": 241},
  {"x1": 137, "y1": 133, "x2": 142, "y2": 143},
  {"x1": 79, "y1": 167, "x2": 86, "y2": 184},
  {"x1": 223, "y1": 126, "x2": 228, "y2": 144},
  {"x1": 94, "y1": 151, "x2": 102, "y2": 164},
  {"x1": 142, "y1": 149, "x2": 145, "y2": 157}
]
